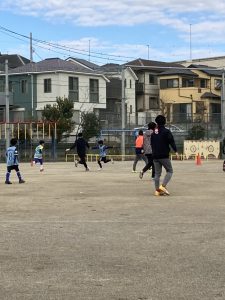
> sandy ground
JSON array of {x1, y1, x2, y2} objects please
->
[{"x1": 0, "y1": 160, "x2": 225, "y2": 300}]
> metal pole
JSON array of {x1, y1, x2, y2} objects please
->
[
  {"x1": 121, "y1": 67, "x2": 126, "y2": 160},
  {"x1": 190, "y1": 24, "x2": 192, "y2": 62},
  {"x1": 5, "y1": 59, "x2": 10, "y2": 150},
  {"x1": 221, "y1": 69, "x2": 225, "y2": 140},
  {"x1": 30, "y1": 32, "x2": 33, "y2": 63}
]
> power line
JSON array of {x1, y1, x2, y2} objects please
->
[{"x1": 0, "y1": 25, "x2": 135, "y2": 63}]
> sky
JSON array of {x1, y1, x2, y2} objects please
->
[{"x1": 1, "y1": 0, "x2": 225, "y2": 66}]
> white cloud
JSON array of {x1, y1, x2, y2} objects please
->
[
  {"x1": 1, "y1": 0, "x2": 225, "y2": 61},
  {"x1": 1, "y1": 0, "x2": 225, "y2": 44}
]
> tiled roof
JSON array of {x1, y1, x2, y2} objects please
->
[
  {"x1": 159, "y1": 68, "x2": 197, "y2": 77},
  {"x1": 6, "y1": 58, "x2": 97, "y2": 74},
  {"x1": 67, "y1": 57, "x2": 99, "y2": 70},
  {"x1": 124, "y1": 58, "x2": 182, "y2": 72},
  {"x1": 0, "y1": 54, "x2": 30, "y2": 69},
  {"x1": 188, "y1": 64, "x2": 222, "y2": 76},
  {"x1": 99, "y1": 63, "x2": 122, "y2": 73}
]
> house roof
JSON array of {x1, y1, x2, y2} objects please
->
[
  {"x1": 0, "y1": 53, "x2": 30, "y2": 69},
  {"x1": 124, "y1": 58, "x2": 182, "y2": 73},
  {"x1": 201, "y1": 92, "x2": 220, "y2": 99},
  {"x1": 188, "y1": 64, "x2": 222, "y2": 76},
  {"x1": 66, "y1": 57, "x2": 99, "y2": 70},
  {"x1": 159, "y1": 68, "x2": 197, "y2": 77},
  {"x1": 1, "y1": 58, "x2": 110, "y2": 82},
  {"x1": 99, "y1": 63, "x2": 122, "y2": 73}
]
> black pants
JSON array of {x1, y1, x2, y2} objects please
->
[
  {"x1": 78, "y1": 155, "x2": 88, "y2": 169},
  {"x1": 98, "y1": 156, "x2": 111, "y2": 168},
  {"x1": 142, "y1": 154, "x2": 155, "y2": 178}
]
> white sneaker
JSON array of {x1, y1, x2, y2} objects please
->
[
  {"x1": 111, "y1": 158, "x2": 114, "y2": 164},
  {"x1": 75, "y1": 160, "x2": 78, "y2": 167},
  {"x1": 97, "y1": 168, "x2": 102, "y2": 171}
]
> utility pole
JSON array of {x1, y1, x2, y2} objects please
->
[
  {"x1": 189, "y1": 24, "x2": 192, "y2": 62},
  {"x1": 221, "y1": 69, "x2": 225, "y2": 140},
  {"x1": 30, "y1": 32, "x2": 33, "y2": 62},
  {"x1": 121, "y1": 66, "x2": 126, "y2": 160},
  {"x1": 5, "y1": 59, "x2": 10, "y2": 150},
  {"x1": 30, "y1": 32, "x2": 34, "y2": 117},
  {"x1": 147, "y1": 45, "x2": 150, "y2": 60},
  {"x1": 88, "y1": 40, "x2": 90, "y2": 62}
]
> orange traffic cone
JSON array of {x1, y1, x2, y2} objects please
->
[{"x1": 196, "y1": 153, "x2": 202, "y2": 165}]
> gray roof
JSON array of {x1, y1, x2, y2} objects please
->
[
  {"x1": 159, "y1": 68, "x2": 197, "y2": 77},
  {"x1": 188, "y1": 64, "x2": 222, "y2": 76},
  {"x1": 124, "y1": 58, "x2": 182, "y2": 73},
  {"x1": 66, "y1": 57, "x2": 99, "y2": 70},
  {"x1": 0, "y1": 54, "x2": 30, "y2": 69},
  {"x1": 5, "y1": 58, "x2": 97, "y2": 75},
  {"x1": 99, "y1": 63, "x2": 122, "y2": 73}
]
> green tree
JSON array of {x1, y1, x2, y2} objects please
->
[
  {"x1": 188, "y1": 124, "x2": 205, "y2": 140},
  {"x1": 78, "y1": 112, "x2": 101, "y2": 140},
  {"x1": 42, "y1": 97, "x2": 74, "y2": 141}
]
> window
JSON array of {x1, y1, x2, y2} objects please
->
[
  {"x1": 44, "y1": 78, "x2": 51, "y2": 93},
  {"x1": 200, "y1": 79, "x2": 208, "y2": 88},
  {"x1": 182, "y1": 78, "x2": 194, "y2": 87},
  {"x1": 215, "y1": 79, "x2": 222, "y2": 90},
  {"x1": 69, "y1": 77, "x2": 79, "y2": 101},
  {"x1": 149, "y1": 96, "x2": 159, "y2": 109},
  {"x1": 21, "y1": 80, "x2": 28, "y2": 94},
  {"x1": 89, "y1": 79, "x2": 99, "y2": 103},
  {"x1": 160, "y1": 78, "x2": 179, "y2": 89},
  {"x1": 149, "y1": 75, "x2": 157, "y2": 85},
  {"x1": 130, "y1": 80, "x2": 132, "y2": 88}
]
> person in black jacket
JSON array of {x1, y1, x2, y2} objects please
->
[
  {"x1": 66, "y1": 132, "x2": 90, "y2": 171},
  {"x1": 151, "y1": 115, "x2": 179, "y2": 196}
]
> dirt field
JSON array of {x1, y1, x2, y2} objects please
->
[{"x1": 0, "y1": 160, "x2": 225, "y2": 300}]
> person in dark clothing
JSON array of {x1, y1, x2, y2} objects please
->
[
  {"x1": 66, "y1": 132, "x2": 90, "y2": 171},
  {"x1": 151, "y1": 115, "x2": 179, "y2": 196},
  {"x1": 139, "y1": 122, "x2": 156, "y2": 179}
]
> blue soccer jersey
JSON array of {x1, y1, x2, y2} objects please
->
[
  {"x1": 6, "y1": 146, "x2": 19, "y2": 166},
  {"x1": 34, "y1": 145, "x2": 43, "y2": 159}
]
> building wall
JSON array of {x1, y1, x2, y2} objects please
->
[
  {"x1": 36, "y1": 72, "x2": 107, "y2": 113},
  {"x1": 124, "y1": 68, "x2": 136, "y2": 122}
]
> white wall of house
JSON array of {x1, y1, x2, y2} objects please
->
[
  {"x1": 124, "y1": 68, "x2": 136, "y2": 123},
  {"x1": 36, "y1": 72, "x2": 107, "y2": 114}
]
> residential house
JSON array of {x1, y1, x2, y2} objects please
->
[
  {"x1": 0, "y1": 58, "x2": 109, "y2": 124},
  {"x1": 174, "y1": 55, "x2": 225, "y2": 68},
  {"x1": 159, "y1": 64, "x2": 222, "y2": 123},
  {"x1": 0, "y1": 53, "x2": 30, "y2": 120},
  {"x1": 125, "y1": 58, "x2": 182, "y2": 125},
  {"x1": 98, "y1": 63, "x2": 138, "y2": 127}
]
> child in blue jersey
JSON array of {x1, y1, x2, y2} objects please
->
[
  {"x1": 31, "y1": 140, "x2": 45, "y2": 172},
  {"x1": 5, "y1": 138, "x2": 25, "y2": 184},
  {"x1": 92, "y1": 140, "x2": 113, "y2": 170}
]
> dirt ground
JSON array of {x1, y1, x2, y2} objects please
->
[{"x1": 0, "y1": 160, "x2": 225, "y2": 300}]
